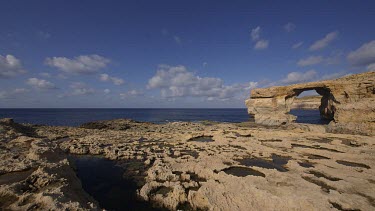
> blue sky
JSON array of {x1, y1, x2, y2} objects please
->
[{"x1": 1, "y1": 0, "x2": 375, "y2": 108}]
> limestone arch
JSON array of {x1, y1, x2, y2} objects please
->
[{"x1": 285, "y1": 87, "x2": 336, "y2": 122}]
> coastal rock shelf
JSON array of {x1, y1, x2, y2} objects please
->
[
  {"x1": 1, "y1": 118, "x2": 374, "y2": 210},
  {"x1": 245, "y1": 71, "x2": 375, "y2": 136}
]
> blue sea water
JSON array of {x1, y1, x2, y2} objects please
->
[{"x1": 0, "y1": 108, "x2": 327, "y2": 126}]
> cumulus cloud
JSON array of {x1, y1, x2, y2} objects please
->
[
  {"x1": 254, "y1": 40, "x2": 269, "y2": 50},
  {"x1": 283, "y1": 22, "x2": 296, "y2": 32},
  {"x1": 251, "y1": 26, "x2": 261, "y2": 41},
  {"x1": 0, "y1": 54, "x2": 27, "y2": 78},
  {"x1": 147, "y1": 65, "x2": 257, "y2": 101},
  {"x1": 347, "y1": 40, "x2": 375, "y2": 70},
  {"x1": 292, "y1": 42, "x2": 303, "y2": 49},
  {"x1": 99, "y1": 74, "x2": 124, "y2": 85},
  {"x1": 280, "y1": 70, "x2": 318, "y2": 84},
  {"x1": 45, "y1": 54, "x2": 110, "y2": 74},
  {"x1": 309, "y1": 31, "x2": 338, "y2": 51},
  {"x1": 297, "y1": 56, "x2": 324, "y2": 66},
  {"x1": 26, "y1": 78, "x2": 56, "y2": 89},
  {"x1": 250, "y1": 26, "x2": 269, "y2": 50}
]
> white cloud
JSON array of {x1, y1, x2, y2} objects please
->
[
  {"x1": 297, "y1": 52, "x2": 342, "y2": 67},
  {"x1": 69, "y1": 82, "x2": 95, "y2": 96},
  {"x1": 250, "y1": 26, "x2": 261, "y2": 41},
  {"x1": 0, "y1": 91, "x2": 6, "y2": 99},
  {"x1": 120, "y1": 90, "x2": 144, "y2": 99},
  {"x1": 283, "y1": 22, "x2": 296, "y2": 32},
  {"x1": 309, "y1": 31, "x2": 338, "y2": 51},
  {"x1": 367, "y1": 63, "x2": 375, "y2": 71},
  {"x1": 0, "y1": 54, "x2": 27, "y2": 78},
  {"x1": 254, "y1": 40, "x2": 269, "y2": 50},
  {"x1": 99, "y1": 74, "x2": 124, "y2": 85},
  {"x1": 39, "y1": 72, "x2": 51, "y2": 78},
  {"x1": 26, "y1": 78, "x2": 56, "y2": 89},
  {"x1": 0, "y1": 88, "x2": 29, "y2": 99},
  {"x1": 320, "y1": 72, "x2": 351, "y2": 80},
  {"x1": 250, "y1": 26, "x2": 269, "y2": 50},
  {"x1": 297, "y1": 56, "x2": 324, "y2": 66},
  {"x1": 103, "y1": 89, "x2": 111, "y2": 94},
  {"x1": 147, "y1": 65, "x2": 257, "y2": 101},
  {"x1": 280, "y1": 70, "x2": 318, "y2": 84},
  {"x1": 292, "y1": 42, "x2": 303, "y2": 49},
  {"x1": 347, "y1": 40, "x2": 375, "y2": 67},
  {"x1": 45, "y1": 54, "x2": 110, "y2": 74}
]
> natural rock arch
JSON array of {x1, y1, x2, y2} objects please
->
[
  {"x1": 245, "y1": 71, "x2": 375, "y2": 135},
  {"x1": 285, "y1": 87, "x2": 336, "y2": 121}
]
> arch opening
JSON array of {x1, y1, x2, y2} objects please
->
[{"x1": 288, "y1": 87, "x2": 335, "y2": 125}]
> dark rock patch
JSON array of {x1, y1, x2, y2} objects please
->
[
  {"x1": 336, "y1": 160, "x2": 370, "y2": 169},
  {"x1": 292, "y1": 143, "x2": 343, "y2": 153},
  {"x1": 298, "y1": 161, "x2": 314, "y2": 168},
  {"x1": 330, "y1": 202, "x2": 361, "y2": 211},
  {"x1": 236, "y1": 154, "x2": 290, "y2": 172},
  {"x1": 188, "y1": 136, "x2": 214, "y2": 143},
  {"x1": 151, "y1": 186, "x2": 173, "y2": 197},
  {"x1": 0, "y1": 168, "x2": 35, "y2": 185},
  {"x1": 307, "y1": 154, "x2": 330, "y2": 160},
  {"x1": 302, "y1": 176, "x2": 336, "y2": 193},
  {"x1": 308, "y1": 170, "x2": 341, "y2": 181},
  {"x1": 223, "y1": 167, "x2": 265, "y2": 177}
]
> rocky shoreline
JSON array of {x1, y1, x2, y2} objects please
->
[{"x1": 1, "y1": 118, "x2": 374, "y2": 210}]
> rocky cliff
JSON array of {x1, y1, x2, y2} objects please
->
[
  {"x1": 245, "y1": 71, "x2": 375, "y2": 136},
  {"x1": 290, "y1": 96, "x2": 321, "y2": 110}
]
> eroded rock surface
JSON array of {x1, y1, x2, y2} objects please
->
[
  {"x1": 245, "y1": 71, "x2": 375, "y2": 135},
  {"x1": 291, "y1": 96, "x2": 321, "y2": 110},
  {"x1": 1, "y1": 118, "x2": 374, "y2": 210}
]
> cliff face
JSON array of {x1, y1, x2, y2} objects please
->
[
  {"x1": 245, "y1": 71, "x2": 375, "y2": 135},
  {"x1": 290, "y1": 96, "x2": 321, "y2": 110}
]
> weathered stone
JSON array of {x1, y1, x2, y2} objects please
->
[
  {"x1": 290, "y1": 96, "x2": 321, "y2": 110},
  {"x1": 1, "y1": 118, "x2": 375, "y2": 210},
  {"x1": 245, "y1": 71, "x2": 375, "y2": 135}
]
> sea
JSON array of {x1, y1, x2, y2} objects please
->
[{"x1": 0, "y1": 108, "x2": 328, "y2": 126}]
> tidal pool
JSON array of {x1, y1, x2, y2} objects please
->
[
  {"x1": 236, "y1": 154, "x2": 290, "y2": 172},
  {"x1": 223, "y1": 166, "x2": 265, "y2": 177},
  {"x1": 69, "y1": 155, "x2": 160, "y2": 211},
  {"x1": 188, "y1": 136, "x2": 214, "y2": 142}
]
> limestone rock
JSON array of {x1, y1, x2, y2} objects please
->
[
  {"x1": 245, "y1": 71, "x2": 375, "y2": 135},
  {"x1": 290, "y1": 96, "x2": 321, "y2": 110}
]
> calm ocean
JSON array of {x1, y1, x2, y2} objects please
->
[{"x1": 0, "y1": 108, "x2": 326, "y2": 126}]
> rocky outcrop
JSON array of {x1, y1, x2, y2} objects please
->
[
  {"x1": 2, "y1": 118, "x2": 375, "y2": 211},
  {"x1": 245, "y1": 71, "x2": 375, "y2": 135},
  {"x1": 290, "y1": 96, "x2": 321, "y2": 110}
]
